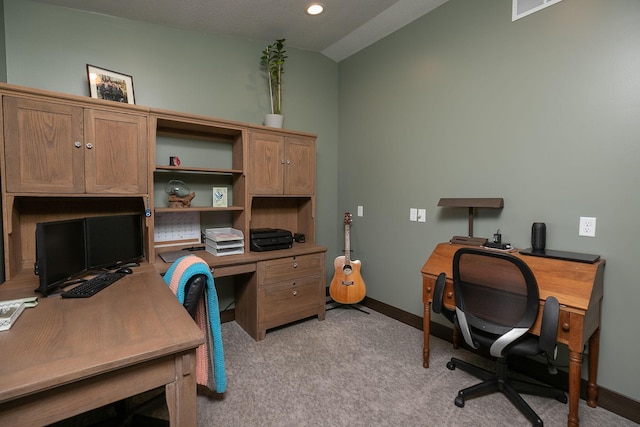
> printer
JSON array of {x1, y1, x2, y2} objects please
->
[{"x1": 250, "y1": 228, "x2": 293, "y2": 252}]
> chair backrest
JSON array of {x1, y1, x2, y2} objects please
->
[
  {"x1": 182, "y1": 273, "x2": 207, "y2": 318},
  {"x1": 453, "y1": 248, "x2": 540, "y2": 356}
]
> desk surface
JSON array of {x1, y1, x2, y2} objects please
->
[
  {"x1": 0, "y1": 265, "x2": 203, "y2": 413},
  {"x1": 421, "y1": 243, "x2": 605, "y2": 313},
  {"x1": 154, "y1": 243, "x2": 328, "y2": 276}
]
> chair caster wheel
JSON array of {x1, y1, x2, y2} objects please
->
[
  {"x1": 447, "y1": 361, "x2": 456, "y2": 370},
  {"x1": 454, "y1": 395, "x2": 465, "y2": 408}
]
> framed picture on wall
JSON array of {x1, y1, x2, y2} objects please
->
[{"x1": 86, "y1": 64, "x2": 135, "y2": 104}]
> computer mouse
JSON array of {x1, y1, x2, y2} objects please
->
[{"x1": 116, "y1": 267, "x2": 133, "y2": 275}]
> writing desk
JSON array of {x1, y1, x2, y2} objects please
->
[
  {"x1": 0, "y1": 265, "x2": 204, "y2": 426},
  {"x1": 421, "y1": 243, "x2": 605, "y2": 427}
]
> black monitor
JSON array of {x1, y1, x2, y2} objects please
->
[
  {"x1": 85, "y1": 213, "x2": 145, "y2": 270},
  {"x1": 35, "y1": 218, "x2": 88, "y2": 296}
]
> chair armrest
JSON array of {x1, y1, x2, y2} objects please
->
[
  {"x1": 432, "y1": 272, "x2": 456, "y2": 325},
  {"x1": 539, "y1": 296, "x2": 560, "y2": 358},
  {"x1": 432, "y1": 273, "x2": 447, "y2": 314}
]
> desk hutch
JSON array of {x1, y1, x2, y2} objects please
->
[{"x1": 0, "y1": 82, "x2": 326, "y2": 341}]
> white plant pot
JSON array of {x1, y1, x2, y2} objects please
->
[{"x1": 264, "y1": 114, "x2": 284, "y2": 128}]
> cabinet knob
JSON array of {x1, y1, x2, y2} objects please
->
[
  {"x1": 293, "y1": 262, "x2": 298, "y2": 268},
  {"x1": 286, "y1": 160, "x2": 291, "y2": 165},
  {"x1": 281, "y1": 159, "x2": 285, "y2": 164},
  {"x1": 292, "y1": 290, "x2": 298, "y2": 296},
  {"x1": 74, "y1": 141, "x2": 82, "y2": 148},
  {"x1": 86, "y1": 143, "x2": 93, "y2": 149}
]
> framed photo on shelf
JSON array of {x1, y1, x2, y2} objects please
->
[
  {"x1": 86, "y1": 64, "x2": 135, "y2": 104},
  {"x1": 213, "y1": 187, "x2": 228, "y2": 207}
]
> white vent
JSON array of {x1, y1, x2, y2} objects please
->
[{"x1": 512, "y1": 0, "x2": 564, "y2": 21}]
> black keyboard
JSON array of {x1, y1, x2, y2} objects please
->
[{"x1": 61, "y1": 272, "x2": 126, "y2": 298}]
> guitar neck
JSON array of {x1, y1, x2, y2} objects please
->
[{"x1": 344, "y1": 223, "x2": 351, "y2": 263}]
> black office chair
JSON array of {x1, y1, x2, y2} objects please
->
[{"x1": 432, "y1": 247, "x2": 567, "y2": 427}]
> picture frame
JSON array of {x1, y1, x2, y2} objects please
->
[
  {"x1": 212, "y1": 187, "x2": 228, "y2": 208},
  {"x1": 86, "y1": 64, "x2": 135, "y2": 104}
]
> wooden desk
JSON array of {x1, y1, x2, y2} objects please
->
[
  {"x1": 0, "y1": 265, "x2": 204, "y2": 426},
  {"x1": 421, "y1": 243, "x2": 605, "y2": 427},
  {"x1": 155, "y1": 244, "x2": 328, "y2": 341}
]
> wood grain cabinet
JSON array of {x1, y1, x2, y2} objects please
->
[
  {"x1": 248, "y1": 131, "x2": 315, "y2": 195},
  {"x1": 0, "y1": 84, "x2": 323, "y2": 341},
  {"x1": 3, "y1": 96, "x2": 147, "y2": 195},
  {"x1": 235, "y1": 251, "x2": 326, "y2": 341}
]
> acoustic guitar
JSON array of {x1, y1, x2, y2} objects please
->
[{"x1": 329, "y1": 212, "x2": 366, "y2": 304}]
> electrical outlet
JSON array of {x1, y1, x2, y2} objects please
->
[{"x1": 579, "y1": 217, "x2": 596, "y2": 237}]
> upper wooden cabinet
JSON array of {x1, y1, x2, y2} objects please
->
[
  {"x1": 0, "y1": 83, "x2": 319, "y2": 281},
  {"x1": 248, "y1": 131, "x2": 315, "y2": 195},
  {"x1": 84, "y1": 109, "x2": 148, "y2": 194},
  {"x1": 3, "y1": 96, "x2": 147, "y2": 195}
]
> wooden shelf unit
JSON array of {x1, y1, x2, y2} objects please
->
[{"x1": 0, "y1": 83, "x2": 324, "y2": 342}]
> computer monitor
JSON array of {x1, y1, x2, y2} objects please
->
[
  {"x1": 85, "y1": 213, "x2": 145, "y2": 270},
  {"x1": 35, "y1": 218, "x2": 88, "y2": 296}
]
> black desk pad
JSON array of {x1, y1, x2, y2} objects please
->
[{"x1": 520, "y1": 248, "x2": 600, "y2": 264}]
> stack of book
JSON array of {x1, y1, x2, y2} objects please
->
[
  {"x1": 205, "y1": 228, "x2": 244, "y2": 256},
  {"x1": 1, "y1": 299, "x2": 26, "y2": 331},
  {"x1": 0, "y1": 297, "x2": 38, "y2": 331}
]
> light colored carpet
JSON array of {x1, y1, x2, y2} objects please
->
[{"x1": 196, "y1": 307, "x2": 636, "y2": 427}]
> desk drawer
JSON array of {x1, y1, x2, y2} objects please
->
[
  {"x1": 258, "y1": 253, "x2": 324, "y2": 285},
  {"x1": 259, "y1": 275, "x2": 324, "y2": 328}
]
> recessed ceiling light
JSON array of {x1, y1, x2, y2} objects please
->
[{"x1": 306, "y1": 3, "x2": 324, "y2": 16}]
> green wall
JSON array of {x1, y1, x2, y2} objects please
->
[
  {"x1": 3, "y1": 0, "x2": 640, "y2": 405},
  {"x1": 338, "y1": 0, "x2": 640, "y2": 401}
]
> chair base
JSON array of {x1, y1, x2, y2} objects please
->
[{"x1": 447, "y1": 356, "x2": 567, "y2": 427}]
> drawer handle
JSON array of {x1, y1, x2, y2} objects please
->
[
  {"x1": 292, "y1": 290, "x2": 298, "y2": 296},
  {"x1": 446, "y1": 292, "x2": 453, "y2": 299}
]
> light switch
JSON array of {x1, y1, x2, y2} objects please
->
[
  {"x1": 418, "y1": 209, "x2": 426, "y2": 223},
  {"x1": 357, "y1": 205, "x2": 363, "y2": 217},
  {"x1": 410, "y1": 208, "x2": 418, "y2": 222}
]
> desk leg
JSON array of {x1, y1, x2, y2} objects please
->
[
  {"x1": 587, "y1": 328, "x2": 600, "y2": 408},
  {"x1": 423, "y1": 303, "x2": 431, "y2": 368},
  {"x1": 166, "y1": 351, "x2": 198, "y2": 427},
  {"x1": 568, "y1": 349, "x2": 582, "y2": 427}
]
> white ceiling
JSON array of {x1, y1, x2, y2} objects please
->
[{"x1": 31, "y1": 0, "x2": 448, "y2": 62}]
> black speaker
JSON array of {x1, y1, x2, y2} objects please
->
[{"x1": 531, "y1": 222, "x2": 546, "y2": 251}]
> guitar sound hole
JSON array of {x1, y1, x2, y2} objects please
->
[{"x1": 343, "y1": 265, "x2": 352, "y2": 274}]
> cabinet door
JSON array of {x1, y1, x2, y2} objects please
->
[
  {"x1": 248, "y1": 132, "x2": 285, "y2": 194},
  {"x1": 84, "y1": 109, "x2": 148, "y2": 194},
  {"x1": 284, "y1": 136, "x2": 315, "y2": 195},
  {"x1": 3, "y1": 97, "x2": 84, "y2": 193}
]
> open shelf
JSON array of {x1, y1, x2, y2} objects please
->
[{"x1": 155, "y1": 165, "x2": 243, "y2": 175}]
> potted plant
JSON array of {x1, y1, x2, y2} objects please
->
[{"x1": 261, "y1": 38, "x2": 287, "y2": 128}]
